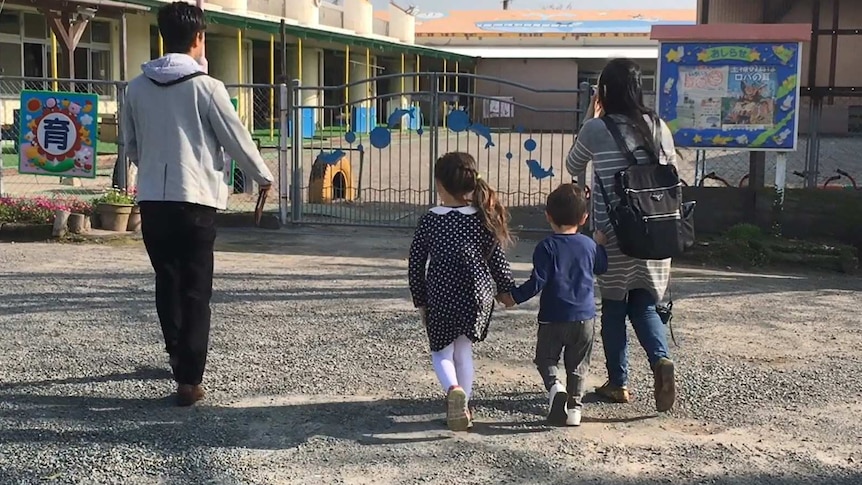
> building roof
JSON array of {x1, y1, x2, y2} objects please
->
[
  {"x1": 125, "y1": 0, "x2": 471, "y2": 61},
  {"x1": 439, "y1": 46, "x2": 659, "y2": 59},
  {"x1": 4, "y1": 0, "x2": 150, "y2": 14},
  {"x1": 415, "y1": 9, "x2": 697, "y2": 37}
]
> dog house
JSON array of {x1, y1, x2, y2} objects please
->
[{"x1": 308, "y1": 152, "x2": 356, "y2": 203}]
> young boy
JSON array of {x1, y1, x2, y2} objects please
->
[{"x1": 499, "y1": 184, "x2": 608, "y2": 426}]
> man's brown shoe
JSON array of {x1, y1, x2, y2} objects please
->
[{"x1": 176, "y1": 384, "x2": 205, "y2": 407}]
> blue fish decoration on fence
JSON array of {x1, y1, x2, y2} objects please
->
[
  {"x1": 318, "y1": 149, "x2": 346, "y2": 165},
  {"x1": 526, "y1": 160, "x2": 554, "y2": 180},
  {"x1": 468, "y1": 123, "x2": 495, "y2": 149},
  {"x1": 387, "y1": 108, "x2": 415, "y2": 128}
]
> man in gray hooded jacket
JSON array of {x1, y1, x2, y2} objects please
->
[{"x1": 123, "y1": 1, "x2": 273, "y2": 406}]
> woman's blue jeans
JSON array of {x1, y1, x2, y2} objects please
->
[{"x1": 600, "y1": 289, "x2": 670, "y2": 388}]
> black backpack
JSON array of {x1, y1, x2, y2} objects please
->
[{"x1": 595, "y1": 115, "x2": 695, "y2": 260}]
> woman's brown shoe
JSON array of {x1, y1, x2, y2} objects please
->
[{"x1": 176, "y1": 384, "x2": 205, "y2": 407}]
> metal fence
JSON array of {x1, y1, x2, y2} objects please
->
[
  {"x1": 2, "y1": 75, "x2": 860, "y2": 231},
  {"x1": 286, "y1": 72, "x2": 587, "y2": 228}
]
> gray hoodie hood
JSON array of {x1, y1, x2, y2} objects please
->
[{"x1": 141, "y1": 54, "x2": 204, "y2": 85}]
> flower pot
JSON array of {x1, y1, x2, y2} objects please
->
[
  {"x1": 127, "y1": 205, "x2": 141, "y2": 232},
  {"x1": 98, "y1": 203, "x2": 133, "y2": 232},
  {"x1": 90, "y1": 212, "x2": 101, "y2": 230}
]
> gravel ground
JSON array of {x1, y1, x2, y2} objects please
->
[{"x1": 1, "y1": 226, "x2": 861, "y2": 485}]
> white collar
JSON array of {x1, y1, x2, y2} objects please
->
[{"x1": 430, "y1": 206, "x2": 478, "y2": 215}]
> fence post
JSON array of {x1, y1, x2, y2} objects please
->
[
  {"x1": 576, "y1": 82, "x2": 592, "y2": 231},
  {"x1": 278, "y1": 83, "x2": 289, "y2": 225},
  {"x1": 429, "y1": 72, "x2": 439, "y2": 207},
  {"x1": 804, "y1": 96, "x2": 823, "y2": 189},
  {"x1": 290, "y1": 79, "x2": 303, "y2": 223},
  {"x1": 115, "y1": 83, "x2": 128, "y2": 191}
]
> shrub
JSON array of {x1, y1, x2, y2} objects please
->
[
  {"x1": 92, "y1": 187, "x2": 135, "y2": 206},
  {"x1": 0, "y1": 196, "x2": 94, "y2": 224},
  {"x1": 725, "y1": 223, "x2": 764, "y2": 241}
]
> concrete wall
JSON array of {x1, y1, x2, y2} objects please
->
[{"x1": 475, "y1": 58, "x2": 580, "y2": 132}]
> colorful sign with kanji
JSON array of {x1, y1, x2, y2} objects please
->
[
  {"x1": 18, "y1": 90, "x2": 99, "y2": 177},
  {"x1": 657, "y1": 42, "x2": 802, "y2": 151}
]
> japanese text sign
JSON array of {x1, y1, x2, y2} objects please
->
[{"x1": 18, "y1": 90, "x2": 100, "y2": 177}]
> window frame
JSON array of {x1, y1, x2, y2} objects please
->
[{"x1": 0, "y1": 10, "x2": 115, "y2": 99}]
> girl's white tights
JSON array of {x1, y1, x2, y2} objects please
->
[{"x1": 431, "y1": 335, "x2": 474, "y2": 398}]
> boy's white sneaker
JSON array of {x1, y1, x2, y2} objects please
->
[
  {"x1": 566, "y1": 407, "x2": 582, "y2": 426},
  {"x1": 547, "y1": 381, "x2": 568, "y2": 425}
]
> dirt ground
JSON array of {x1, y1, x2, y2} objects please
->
[{"x1": 0, "y1": 226, "x2": 861, "y2": 485}]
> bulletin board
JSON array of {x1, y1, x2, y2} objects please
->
[{"x1": 656, "y1": 42, "x2": 803, "y2": 151}]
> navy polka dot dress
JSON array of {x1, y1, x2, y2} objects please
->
[{"x1": 408, "y1": 206, "x2": 516, "y2": 352}]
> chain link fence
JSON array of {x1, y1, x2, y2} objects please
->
[
  {"x1": 3, "y1": 77, "x2": 859, "y2": 229},
  {"x1": 0, "y1": 77, "x2": 283, "y2": 215},
  {"x1": 1, "y1": 77, "x2": 122, "y2": 202},
  {"x1": 222, "y1": 83, "x2": 282, "y2": 215}
]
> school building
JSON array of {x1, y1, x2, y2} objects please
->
[
  {"x1": 0, "y1": 0, "x2": 473, "y2": 131},
  {"x1": 697, "y1": 0, "x2": 862, "y2": 134},
  {"x1": 413, "y1": 8, "x2": 697, "y2": 128}
]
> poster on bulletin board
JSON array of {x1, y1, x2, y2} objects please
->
[{"x1": 656, "y1": 42, "x2": 803, "y2": 151}]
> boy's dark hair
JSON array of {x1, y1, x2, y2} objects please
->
[
  {"x1": 158, "y1": 2, "x2": 207, "y2": 54},
  {"x1": 434, "y1": 152, "x2": 511, "y2": 247},
  {"x1": 546, "y1": 184, "x2": 587, "y2": 227}
]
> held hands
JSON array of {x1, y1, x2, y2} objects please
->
[
  {"x1": 593, "y1": 229, "x2": 608, "y2": 246},
  {"x1": 495, "y1": 292, "x2": 516, "y2": 309}
]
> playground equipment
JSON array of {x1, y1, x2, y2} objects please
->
[{"x1": 308, "y1": 150, "x2": 357, "y2": 203}]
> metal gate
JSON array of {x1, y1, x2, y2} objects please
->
[{"x1": 282, "y1": 73, "x2": 588, "y2": 230}]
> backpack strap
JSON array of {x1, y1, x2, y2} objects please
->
[{"x1": 601, "y1": 116, "x2": 639, "y2": 166}]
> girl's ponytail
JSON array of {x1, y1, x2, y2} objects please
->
[{"x1": 472, "y1": 174, "x2": 512, "y2": 248}]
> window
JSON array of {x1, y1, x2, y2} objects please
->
[
  {"x1": 0, "y1": 12, "x2": 19, "y2": 35},
  {"x1": 0, "y1": 42, "x2": 23, "y2": 95},
  {"x1": 0, "y1": 10, "x2": 113, "y2": 97},
  {"x1": 23, "y1": 43, "x2": 45, "y2": 76},
  {"x1": 23, "y1": 13, "x2": 46, "y2": 39},
  {"x1": 0, "y1": 43, "x2": 22, "y2": 76},
  {"x1": 150, "y1": 25, "x2": 160, "y2": 60},
  {"x1": 89, "y1": 20, "x2": 112, "y2": 44}
]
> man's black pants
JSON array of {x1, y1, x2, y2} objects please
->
[{"x1": 140, "y1": 201, "x2": 216, "y2": 386}]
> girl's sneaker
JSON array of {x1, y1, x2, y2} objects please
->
[
  {"x1": 566, "y1": 408, "x2": 582, "y2": 426},
  {"x1": 446, "y1": 386, "x2": 471, "y2": 431},
  {"x1": 547, "y1": 381, "x2": 568, "y2": 425}
]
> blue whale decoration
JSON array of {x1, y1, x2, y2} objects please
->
[
  {"x1": 526, "y1": 159, "x2": 554, "y2": 180},
  {"x1": 468, "y1": 123, "x2": 495, "y2": 149},
  {"x1": 318, "y1": 149, "x2": 346, "y2": 165},
  {"x1": 387, "y1": 108, "x2": 415, "y2": 129}
]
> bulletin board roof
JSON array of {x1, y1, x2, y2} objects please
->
[{"x1": 651, "y1": 24, "x2": 811, "y2": 42}]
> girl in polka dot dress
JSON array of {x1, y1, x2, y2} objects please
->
[{"x1": 408, "y1": 152, "x2": 516, "y2": 431}]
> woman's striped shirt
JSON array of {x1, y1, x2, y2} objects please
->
[{"x1": 565, "y1": 114, "x2": 675, "y2": 302}]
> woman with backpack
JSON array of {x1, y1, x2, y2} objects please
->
[{"x1": 565, "y1": 58, "x2": 678, "y2": 413}]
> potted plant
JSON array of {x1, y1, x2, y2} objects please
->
[
  {"x1": 93, "y1": 188, "x2": 136, "y2": 232},
  {"x1": 126, "y1": 187, "x2": 141, "y2": 232}
]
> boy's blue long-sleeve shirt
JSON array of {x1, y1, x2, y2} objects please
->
[{"x1": 511, "y1": 233, "x2": 608, "y2": 322}]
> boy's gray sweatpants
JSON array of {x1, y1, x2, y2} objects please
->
[{"x1": 534, "y1": 320, "x2": 596, "y2": 409}]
